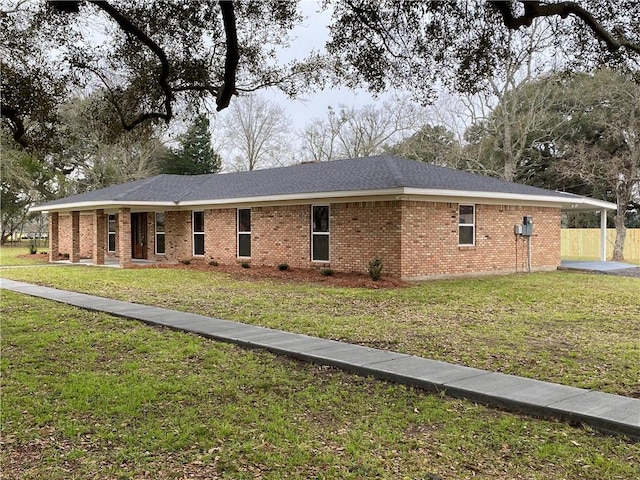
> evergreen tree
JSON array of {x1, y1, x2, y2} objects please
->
[{"x1": 162, "y1": 115, "x2": 222, "y2": 175}]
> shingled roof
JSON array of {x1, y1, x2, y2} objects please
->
[{"x1": 32, "y1": 155, "x2": 615, "y2": 212}]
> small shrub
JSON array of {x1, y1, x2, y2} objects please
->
[
  {"x1": 28, "y1": 244, "x2": 37, "y2": 254},
  {"x1": 277, "y1": 263, "x2": 289, "y2": 271},
  {"x1": 241, "y1": 261, "x2": 250, "y2": 269},
  {"x1": 179, "y1": 259, "x2": 191, "y2": 265},
  {"x1": 367, "y1": 257, "x2": 383, "y2": 281},
  {"x1": 320, "y1": 268, "x2": 334, "y2": 277},
  {"x1": 62, "y1": 253, "x2": 70, "y2": 259},
  {"x1": 208, "y1": 260, "x2": 219, "y2": 266}
]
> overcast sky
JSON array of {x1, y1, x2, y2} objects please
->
[{"x1": 219, "y1": 1, "x2": 397, "y2": 132}]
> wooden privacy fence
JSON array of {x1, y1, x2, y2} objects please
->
[{"x1": 561, "y1": 229, "x2": 640, "y2": 261}]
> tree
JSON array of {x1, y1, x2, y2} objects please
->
[
  {"x1": 384, "y1": 124, "x2": 461, "y2": 167},
  {"x1": 1, "y1": 1, "x2": 323, "y2": 148},
  {"x1": 0, "y1": 134, "x2": 52, "y2": 244},
  {"x1": 551, "y1": 70, "x2": 640, "y2": 260},
  {"x1": 301, "y1": 96, "x2": 424, "y2": 161},
  {"x1": 327, "y1": 1, "x2": 640, "y2": 103},
  {"x1": 221, "y1": 94, "x2": 291, "y2": 171},
  {"x1": 2, "y1": 1, "x2": 639, "y2": 147},
  {"x1": 162, "y1": 114, "x2": 222, "y2": 175},
  {"x1": 463, "y1": 69, "x2": 639, "y2": 260},
  {"x1": 52, "y1": 93, "x2": 170, "y2": 194}
]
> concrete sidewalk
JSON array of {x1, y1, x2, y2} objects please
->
[{"x1": 2, "y1": 278, "x2": 639, "y2": 440}]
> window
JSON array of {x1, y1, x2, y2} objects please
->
[
  {"x1": 193, "y1": 211, "x2": 205, "y2": 256},
  {"x1": 155, "y1": 212, "x2": 166, "y2": 255},
  {"x1": 312, "y1": 205, "x2": 330, "y2": 261},
  {"x1": 237, "y1": 208, "x2": 251, "y2": 258},
  {"x1": 458, "y1": 204, "x2": 475, "y2": 246},
  {"x1": 107, "y1": 214, "x2": 116, "y2": 252}
]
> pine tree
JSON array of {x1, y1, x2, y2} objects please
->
[{"x1": 162, "y1": 114, "x2": 222, "y2": 175}]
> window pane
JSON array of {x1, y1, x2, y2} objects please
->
[
  {"x1": 108, "y1": 215, "x2": 116, "y2": 233},
  {"x1": 156, "y1": 234, "x2": 165, "y2": 254},
  {"x1": 313, "y1": 206, "x2": 329, "y2": 233},
  {"x1": 156, "y1": 213, "x2": 165, "y2": 233},
  {"x1": 193, "y1": 211, "x2": 204, "y2": 233},
  {"x1": 313, "y1": 235, "x2": 329, "y2": 261},
  {"x1": 194, "y1": 233, "x2": 205, "y2": 255},
  {"x1": 459, "y1": 226, "x2": 474, "y2": 245},
  {"x1": 238, "y1": 233, "x2": 251, "y2": 257},
  {"x1": 238, "y1": 209, "x2": 251, "y2": 232},
  {"x1": 108, "y1": 233, "x2": 116, "y2": 252},
  {"x1": 459, "y1": 205, "x2": 474, "y2": 225}
]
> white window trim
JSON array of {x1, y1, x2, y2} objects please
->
[
  {"x1": 311, "y1": 204, "x2": 330, "y2": 262},
  {"x1": 237, "y1": 208, "x2": 251, "y2": 258},
  {"x1": 107, "y1": 214, "x2": 116, "y2": 253},
  {"x1": 192, "y1": 210, "x2": 205, "y2": 256},
  {"x1": 155, "y1": 212, "x2": 166, "y2": 255},
  {"x1": 458, "y1": 204, "x2": 475, "y2": 246}
]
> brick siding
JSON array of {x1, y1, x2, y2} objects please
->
[
  {"x1": 51, "y1": 200, "x2": 561, "y2": 279},
  {"x1": 57, "y1": 213, "x2": 94, "y2": 259}
]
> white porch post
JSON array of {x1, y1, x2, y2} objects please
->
[{"x1": 600, "y1": 209, "x2": 607, "y2": 261}]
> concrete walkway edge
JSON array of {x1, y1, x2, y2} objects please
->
[{"x1": 2, "y1": 278, "x2": 639, "y2": 440}]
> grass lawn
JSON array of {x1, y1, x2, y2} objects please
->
[
  {"x1": 1, "y1": 264, "x2": 638, "y2": 397},
  {"x1": 0, "y1": 245, "x2": 49, "y2": 267},
  {"x1": 2, "y1": 291, "x2": 639, "y2": 479}
]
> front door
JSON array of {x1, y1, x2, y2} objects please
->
[{"x1": 131, "y1": 212, "x2": 147, "y2": 259}]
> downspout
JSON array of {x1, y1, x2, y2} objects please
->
[{"x1": 600, "y1": 209, "x2": 607, "y2": 262}]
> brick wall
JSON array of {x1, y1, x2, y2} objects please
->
[
  {"x1": 53, "y1": 200, "x2": 561, "y2": 279},
  {"x1": 251, "y1": 205, "x2": 311, "y2": 268},
  {"x1": 399, "y1": 202, "x2": 561, "y2": 278},
  {"x1": 165, "y1": 210, "x2": 192, "y2": 261},
  {"x1": 331, "y1": 201, "x2": 402, "y2": 275},
  {"x1": 58, "y1": 213, "x2": 93, "y2": 258}
]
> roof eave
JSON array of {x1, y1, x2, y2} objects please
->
[
  {"x1": 30, "y1": 200, "x2": 178, "y2": 214},
  {"x1": 403, "y1": 188, "x2": 617, "y2": 210},
  {"x1": 30, "y1": 188, "x2": 616, "y2": 213}
]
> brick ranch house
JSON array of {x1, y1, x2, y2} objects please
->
[{"x1": 32, "y1": 155, "x2": 615, "y2": 280}]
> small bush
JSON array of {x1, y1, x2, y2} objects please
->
[
  {"x1": 320, "y1": 268, "x2": 334, "y2": 277},
  {"x1": 208, "y1": 260, "x2": 219, "y2": 266},
  {"x1": 277, "y1": 263, "x2": 289, "y2": 271},
  {"x1": 241, "y1": 261, "x2": 250, "y2": 269},
  {"x1": 62, "y1": 253, "x2": 70, "y2": 259},
  {"x1": 179, "y1": 259, "x2": 191, "y2": 265},
  {"x1": 28, "y1": 244, "x2": 37, "y2": 254},
  {"x1": 367, "y1": 257, "x2": 383, "y2": 281}
]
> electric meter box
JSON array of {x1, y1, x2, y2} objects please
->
[{"x1": 522, "y1": 216, "x2": 533, "y2": 236}]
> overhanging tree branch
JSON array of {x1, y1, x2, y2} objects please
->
[
  {"x1": 489, "y1": 1, "x2": 640, "y2": 54},
  {"x1": 88, "y1": 0, "x2": 173, "y2": 128},
  {"x1": 217, "y1": 0, "x2": 239, "y2": 111}
]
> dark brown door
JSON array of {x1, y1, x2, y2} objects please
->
[{"x1": 131, "y1": 213, "x2": 147, "y2": 259}]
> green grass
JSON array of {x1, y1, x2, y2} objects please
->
[
  {"x1": 0, "y1": 245, "x2": 48, "y2": 267},
  {"x1": 2, "y1": 291, "x2": 639, "y2": 479},
  {"x1": 1, "y1": 265, "x2": 638, "y2": 397}
]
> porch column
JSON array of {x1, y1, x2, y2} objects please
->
[
  {"x1": 93, "y1": 209, "x2": 106, "y2": 265},
  {"x1": 49, "y1": 212, "x2": 59, "y2": 262},
  {"x1": 118, "y1": 207, "x2": 132, "y2": 267},
  {"x1": 600, "y1": 209, "x2": 607, "y2": 261},
  {"x1": 70, "y1": 211, "x2": 80, "y2": 263}
]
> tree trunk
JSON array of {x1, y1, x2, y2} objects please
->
[{"x1": 612, "y1": 188, "x2": 627, "y2": 261}]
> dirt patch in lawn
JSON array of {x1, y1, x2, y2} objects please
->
[
  {"x1": 15, "y1": 253, "x2": 49, "y2": 262},
  {"x1": 133, "y1": 262, "x2": 408, "y2": 289}
]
